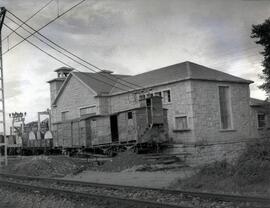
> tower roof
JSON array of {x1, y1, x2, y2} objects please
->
[{"x1": 54, "y1": 66, "x2": 74, "y2": 73}]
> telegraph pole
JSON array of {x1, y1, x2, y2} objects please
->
[
  {"x1": 0, "y1": 7, "x2": 7, "y2": 166},
  {"x1": 9, "y1": 112, "x2": 26, "y2": 137}
]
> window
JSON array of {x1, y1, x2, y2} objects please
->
[
  {"x1": 146, "y1": 93, "x2": 153, "y2": 98},
  {"x1": 267, "y1": 114, "x2": 270, "y2": 128},
  {"x1": 91, "y1": 120, "x2": 97, "y2": 136},
  {"x1": 80, "y1": 106, "x2": 96, "y2": 116},
  {"x1": 219, "y1": 86, "x2": 232, "y2": 129},
  {"x1": 154, "y1": 91, "x2": 162, "y2": 97},
  {"x1": 163, "y1": 90, "x2": 171, "y2": 103},
  {"x1": 127, "y1": 112, "x2": 133, "y2": 119},
  {"x1": 258, "y1": 113, "x2": 266, "y2": 128},
  {"x1": 146, "y1": 98, "x2": 151, "y2": 107},
  {"x1": 175, "y1": 116, "x2": 188, "y2": 130},
  {"x1": 61, "y1": 111, "x2": 69, "y2": 121},
  {"x1": 139, "y1": 94, "x2": 146, "y2": 100}
]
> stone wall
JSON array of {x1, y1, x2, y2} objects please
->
[
  {"x1": 191, "y1": 80, "x2": 251, "y2": 143},
  {"x1": 51, "y1": 76, "x2": 98, "y2": 124},
  {"x1": 49, "y1": 80, "x2": 64, "y2": 105},
  {"x1": 249, "y1": 105, "x2": 270, "y2": 138},
  {"x1": 164, "y1": 142, "x2": 247, "y2": 167},
  {"x1": 109, "y1": 81, "x2": 195, "y2": 143}
]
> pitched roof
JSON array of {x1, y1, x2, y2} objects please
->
[
  {"x1": 52, "y1": 71, "x2": 131, "y2": 105},
  {"x1": 54, "y1": 67, "x2": 74, "y2": 73},
  {"x1": 73, "y1": 72, "x2": 130, "y2": 95},
  {"x1": 250, "y1": 98, "x2": 270, "y2": 107},
  {"x1": 52, "y1": 61, "x2": 254, "y2": 104},
  {"x1": 110, "y1": 61, "x2": 253, "y2": 94}
]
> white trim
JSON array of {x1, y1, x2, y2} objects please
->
[
  {"x1": 61, "y1": 111, "x2": 69, "y2": 121},
  {"x1": 257, "y1": 112, "x2": 266, "y2": 129},
  {"x1": 79, "y1": 105, "x2": 97, "y2": 116},
  {"x1": 79, "y1": 105, "x2": 96, "y2": 110},
  {"x1": 174, "y1": 116, "x2": 188, "y2": 130},
  {"x1": 162, "y1": 89, "x2": 172, "y2": 104},
  {"x1": 137, "y1": 88, "x2": 172, "y2": 104},
  {"x1": 109, "y1": 78, "x2": 253, "y2": 97}
]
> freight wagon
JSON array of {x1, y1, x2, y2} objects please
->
[
  {"x1": 7, "y1": 96, "x2": 169, "y2": 156},
  {"x1": 52, "y1": 96, "x2": 169, "y2": 155},
  {"x1": 7, "y1": 119, "x2": 55, "y2": 155}
]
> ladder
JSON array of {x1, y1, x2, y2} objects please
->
[{"x1": 0, "y1": 7, "x2": 7, "y2": 166}]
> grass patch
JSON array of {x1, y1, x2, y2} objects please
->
[{"x1": 172, "y1": 139, "x2": 270, "y2": 196}]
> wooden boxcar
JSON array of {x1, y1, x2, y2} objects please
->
[{"x1": 52, "y1": 96, "x2": 169, "y2": 154}]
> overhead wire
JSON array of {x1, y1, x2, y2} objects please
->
[
  {"x1": 3, "y1": 22, "x2": 130, "y2": 92},
  {"x1": 5, "y1": 14, "x2": 142, "y2": 91},
  {"x1": 4, "y1": 0, "x2": 263, "y2": 92},
  {"x1": 2, "y1": 0, "x2": 87, "y2": 55},
  {"x1": 6, "y1": 10, "x2": 143, "y2": 90},
  {"x1": 2, "y1": 0, "x2": 54, "y2": 42}
]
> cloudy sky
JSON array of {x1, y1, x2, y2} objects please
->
[{"x1": 0, "y1": 0, "x2": 270, "y2": 126}]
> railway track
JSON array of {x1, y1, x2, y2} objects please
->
[
  {"x1": 0, "y1": 172, "x2": 269, "y2": 207},
  {"x1": 0, "y1": 179, "x2": 187, "y2": 208}
]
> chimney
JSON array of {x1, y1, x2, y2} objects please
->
[{"x1": 47, "y1": 67, "x2": 73, "y2": 106}]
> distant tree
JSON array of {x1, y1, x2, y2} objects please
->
[{"x1": 251, "y1": 18, "x2": 270, "y2": 94}]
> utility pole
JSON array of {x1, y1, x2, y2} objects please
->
[
  {"x1": 0, "y1": 7, "x2": 7, "y2": 166},
  {"x1": 9, "y1": 112, "x2": 26, "y2": 143}
]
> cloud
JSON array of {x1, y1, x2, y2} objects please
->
[
  {"x1": 5, "y1": 80, "x2": 31, "y2": 99},
  {"x1": 0, "y1": 0, "x2": 269, "y2": 130}
]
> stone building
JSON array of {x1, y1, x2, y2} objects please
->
[{"x1": 48, "y1": 61, "x2": 270, "y2": 146}]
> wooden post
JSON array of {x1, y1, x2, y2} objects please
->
[{"x1": 0, "y1": 7, "x2": 7, "y2": 166}]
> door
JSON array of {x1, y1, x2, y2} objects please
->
[{"x1": 110, "y1": 115, "x2": 119, "y2": 142}]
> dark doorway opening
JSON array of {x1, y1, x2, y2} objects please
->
[
  {"x1": 110, "y1": 115, "x2": 119, "y2": 142},
  {"x1": 146, "y1": 98, "x2": 152, "y2": 124}
]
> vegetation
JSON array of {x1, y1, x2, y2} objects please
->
[
  {"x1": 173, "y1": 139, "x2": 270, "y2": 196},
  {"x1": 251, "y1": 18, "x2": 270, "y2": 94}
]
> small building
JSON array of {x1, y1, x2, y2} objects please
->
[{"x1": 48, "y1": 61, "x2": 270, "y2": 147}]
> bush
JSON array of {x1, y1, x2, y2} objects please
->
[
  {"x1": 233, "y1": 139, "x2": 270, "y2": 185},
  {"x1": 181, "y1": 139, "x2": 270, "y2": 190}
]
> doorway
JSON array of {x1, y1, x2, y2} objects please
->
[{"x1": 110, "y1": 115, "x2": 119, "y2": 142}]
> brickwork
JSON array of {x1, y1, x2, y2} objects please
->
[
  {"x1": 190, "y1": 81, "x2": 251, "y2": 143},
  {"x1": 50, "y1": 73, "x2": 270, "y2": 146},
  {"x1": 249, "y1": 106, "x2": 270, "y2": 138},
  {"x1": 51, "y1": 76, "x2": 98, "y2": 124},
  {"x1": 164, "y1": 142, "x2": 247, "y2": 167},
  {"x1": 49, "y1": 80, "x2": 64, "y2": 104},
  {"x1": 109, "y1": 81, "x2": 194, "y2": 143}
]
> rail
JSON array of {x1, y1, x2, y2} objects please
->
[{"x1": 0, "y1": 172, "x2": 269, "y2": 205}]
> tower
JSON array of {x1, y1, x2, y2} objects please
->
[{"x1": 47, "y1": 67, "x2": 73, "y2": 105}]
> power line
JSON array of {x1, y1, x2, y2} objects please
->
[
  {"x1": 6, "y1": 10, "x2": 143, "y2": 90},
  {"x1": 3, "y1": 22, "x2": 130, "y2": 92},
  {"x1": 3, "y1": 0, "x2": 87, "y2": 55},
  {"x1": 5, "y1": 14, "x2": 141, "y2": 91},
  {"x1": 2, "y1": 0, "x2": 54, "y2": 42}
]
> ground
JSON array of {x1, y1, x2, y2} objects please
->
[
  {"x1": 0, "y1": 140, "x2": 270, "y2": 201},
  {"x1": 65, "y1": 169, "x2": 194, "y2": 188},
  {"x1": 0, "y1": 151, "x2": 196, "y2": 188},
  {"x1": 0, "y1": 155, "x2": 92, "y2": 177},
  {"x1": 170, "y1": 139, "x2": 270, "y2": 197}
]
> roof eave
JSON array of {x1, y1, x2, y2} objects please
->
[{"x1": 108, "y1": 77, "x2": 253, "y2": 97}]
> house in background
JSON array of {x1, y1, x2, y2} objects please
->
[{"x1": 48, "y1": 61, "x2": 270, "y2": 147}]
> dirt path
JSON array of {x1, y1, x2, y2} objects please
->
[{"x1": 64, "y1": 168, "x2": 195, "y2": 188}]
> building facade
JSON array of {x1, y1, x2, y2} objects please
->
[{"x1": 48, "y1": 61, "x2": 270, "y2": 145}]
